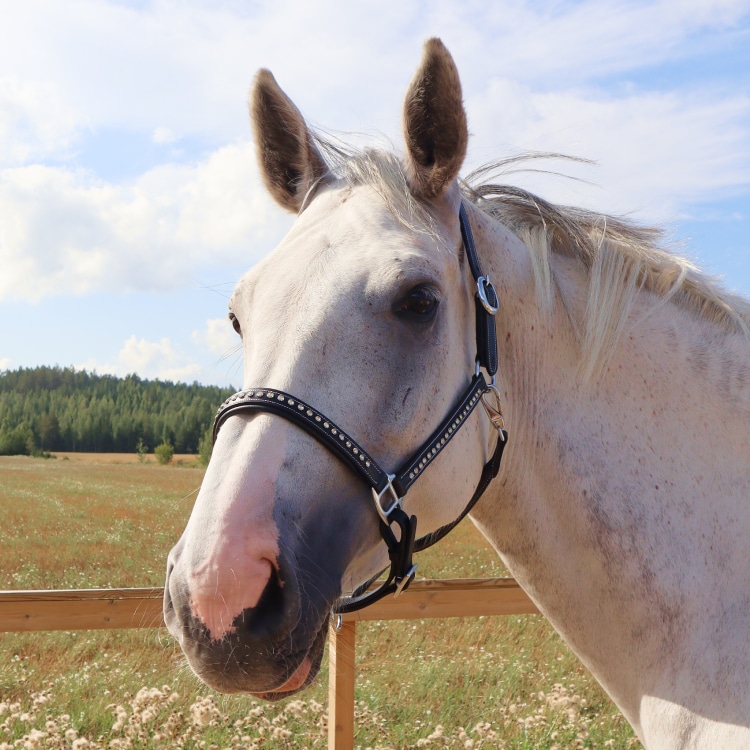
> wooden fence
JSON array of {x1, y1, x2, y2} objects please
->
[{"x1": 0, "y1": 580, "x2": 538, "y2": 749}]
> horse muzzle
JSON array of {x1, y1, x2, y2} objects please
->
[{"x1": 163, "y1": 535, "x2": 330, "y2": 698}]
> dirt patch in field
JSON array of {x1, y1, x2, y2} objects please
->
[{"x1": 52, "y1": 452, "x2": 198, "y2": 465}]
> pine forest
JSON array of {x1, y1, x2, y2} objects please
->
[{"x1": 0, "y1": 366, "x2": 234, "y2": 455}]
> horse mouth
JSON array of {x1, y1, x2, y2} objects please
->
[
  {"x1": 251, "y1": 656, "x2": 313, "y2": 700},
  {"x1": 248, "y1": 620, "x2": 328, "y2": 700}
]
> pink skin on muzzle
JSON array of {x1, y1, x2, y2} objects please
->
[{"x1": 181, "y1": 417, "x2": 285, "y2": 642}]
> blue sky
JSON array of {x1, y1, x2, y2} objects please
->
[{"x1": 1, "y1": 0, "x2": 749, "y2": 388}]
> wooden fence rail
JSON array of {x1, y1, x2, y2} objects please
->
[{"x1": 0, "y1": 580, "x2": 538, "y2": 750}]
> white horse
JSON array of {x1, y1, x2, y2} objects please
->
[{"x1": 164, "y1": 39, "x2": 750, "y2": 748}]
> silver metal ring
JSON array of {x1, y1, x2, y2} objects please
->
[{"x1": 476, "y1": 276, "x2": 499, "y2": 315}]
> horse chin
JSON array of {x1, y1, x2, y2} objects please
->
[
  {"x1": 251, "y1": 624, "x2": 328, "y2": 701},
  {"x1": 183, "y1": 613, "x2": 329, "y2": 699}
]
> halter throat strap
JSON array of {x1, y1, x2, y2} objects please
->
[{"x1": 211, "y1": 201, "x2": 507, "y2": 613}]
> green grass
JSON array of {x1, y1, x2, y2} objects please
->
[
  {"x1": 0, "y1": 455, "x2": 199, "y2": 589},
  {"x1": 0, "y1": 455, "x2": 641, "y2": 748}
]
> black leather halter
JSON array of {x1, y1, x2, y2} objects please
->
[{"x1": 212, "y1": 202, "x2": 508, "y2": 613}]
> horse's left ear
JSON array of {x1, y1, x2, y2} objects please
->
[{"x1": 402, "y1": 38, "x2": 468, "y2": 200}]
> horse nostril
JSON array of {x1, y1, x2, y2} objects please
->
[{"x1": 241, "y1": 566, "x2": 286, "y2": 639}]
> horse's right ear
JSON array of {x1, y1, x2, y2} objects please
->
[
  {"x1": 250, "y1": 70, "x2": 330, "y2": 213},
  {"x1": 402, "y1": 38, "x2": 468, "y2": 201}
]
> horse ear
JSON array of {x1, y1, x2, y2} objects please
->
[
  {"x1": 250, "y1": 69, "x2": 330, "y2": 213},
  {"x1": 402, "y1": 38, "x2": 468, "y2": 200}
]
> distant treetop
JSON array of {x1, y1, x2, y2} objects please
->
[{"x1": 0, "y1": 365, "x2": 234, "y2": 455}]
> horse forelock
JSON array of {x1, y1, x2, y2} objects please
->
[
  {"x1": 310, "y1": 136, "x2": 454, "y2": 252},
  {"x1": 311, "y1": 137, "x2": 750, "y2": 381}
]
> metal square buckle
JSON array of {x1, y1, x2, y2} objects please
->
[{"x1": 371, "y1": 473, "x2": 401, "y2": 524}]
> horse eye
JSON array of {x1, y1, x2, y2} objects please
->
[
  {"x1": 396, "y1": 286, "x2": 439, "y2": 320},
  {"x1": 228, "y1": 312, "x2": 241, "y2": 335}
]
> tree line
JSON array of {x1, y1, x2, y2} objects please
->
[{"x1": 0, "y1": 366, "x2": 234, "y2": 456}]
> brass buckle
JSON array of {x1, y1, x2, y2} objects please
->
[{"x1": 481, "y1": 383, "x2": 506, "y2": 439}]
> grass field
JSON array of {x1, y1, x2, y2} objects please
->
[{"x1": 0, "y1": 454, "x2": 641, "y2": 749}]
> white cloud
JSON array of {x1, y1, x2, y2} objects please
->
[
  {"x1": 192, "y1": 318, "x2": 238, "y2": 357},
  {"x1": 0, "y1": 0, "x2": 418, "y2": 158},
  {"x1": 454, "y1": 0, "x2": 750, "y2": 86},
  {"x1": 1, "y1": 0, "x2": 740, "y2": 163},
  {"x1": 78, "y1": 334, "x2": 202, "y2": 383},
  {"x1": 0, "y1": 0, "x2": 748, "y2": 305},
  {"x1": 464, "y1": 82, "x2": 750, "y2": 222},
  {"x1": 0, "y1": 143, "x2": 291, "y2": 302},
  {"x1": 0, "y1": 358, "x2": 11, "y2": 370},
  {"x1": 117, "y1": 335, "x2": 202, "y2": 382},
  {"x1": 0, "y1": 0, "x2": 748, "y2": 387},
  {"x1": 190, "y1": 318, "x2": 243, "y2": 386},
  {"x1": 0, "y1": 76, "x2": 83, "y2": 166},
  {"x1": 152, "y1": 127, "x2": 177, "y2": 145}
]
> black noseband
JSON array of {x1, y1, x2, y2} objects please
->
[{"x1": 212, "y1": 202, "x2": 508, "y2": 613}]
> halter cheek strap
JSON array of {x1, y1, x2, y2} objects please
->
[{"x1": 212, "y1": 201, "x2": 507, "y2": 614}]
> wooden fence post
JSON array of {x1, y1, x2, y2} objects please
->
[{"x1": 328, "y1": 619, "x2": 357, "y2": 750}]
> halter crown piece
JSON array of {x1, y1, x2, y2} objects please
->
[{"x1": 213, "y1": 202, "x2": 508, "y2": 613}]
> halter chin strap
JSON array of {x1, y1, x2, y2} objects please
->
[{"x1": 212, "y1": 201, "x2": 507, "y2": 614}]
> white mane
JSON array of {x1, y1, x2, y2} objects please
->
[{"x1": 314, "y1": 140, "x2": 750, "y2": 380}]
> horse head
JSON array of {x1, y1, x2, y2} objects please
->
[{"x1": 163, "y1": 39, "x2": 500, "y2": 698}]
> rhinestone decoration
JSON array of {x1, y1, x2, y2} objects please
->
[
  {"x1": 215, "y1": 378, "x2": 488, "y2": 500},
  {"x1": 232, "y1": 390, "x2": 376, "y2": 477}
]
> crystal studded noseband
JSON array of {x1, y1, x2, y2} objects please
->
[{"x1": 212, "y1": 202, "x2": 508, "y2": 613}]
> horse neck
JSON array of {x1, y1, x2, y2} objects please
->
[{"x1": 468, "y1": 206, "x2": 750, "y2": 731}]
